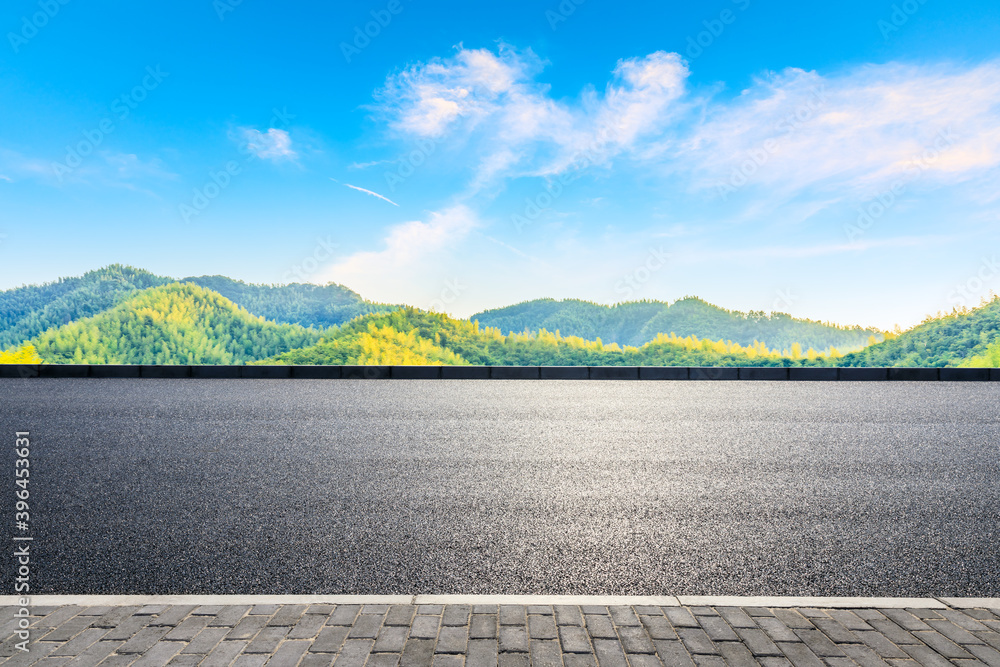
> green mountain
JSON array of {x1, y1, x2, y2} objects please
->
[
  {"x1": 33, "y1": 283, "x2": 323, "y2": 365},
  {"x1": 471, "y1": 297, "x2": 883, "y2": 353},
  {"x1": 0, "y1": 264, "x2": 395, "y2": 349},
  {"x1": 838, "y1": 296, "x2": 1000, "y2": 368},
  {"x1": 262, "y1": 308, "x2": 830, "y2": 367}
]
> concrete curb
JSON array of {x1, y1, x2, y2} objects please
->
[
  {"x1": 2, "y1": 365, "x2": 998, "y2": 380},
  {"x1": 1, "y1": 595, "x2": 988, "y2": 608}
]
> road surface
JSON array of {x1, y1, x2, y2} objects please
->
[{"x1": 1, "y1": 379, "x2": 998, "y2": 595}]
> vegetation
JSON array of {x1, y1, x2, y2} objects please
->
[
  {"x1": 838, "y1": 296, "x2": 1000, "y2": 367},
  {"x1": 0, "y1": 343, "x2": 42, "y2": 364},
  {"x1": 472, "y1": 297, "x2": 882, "y2": 353},
  {"x1": 32, "y1": 283, "x2": 323, "y2": 365}
]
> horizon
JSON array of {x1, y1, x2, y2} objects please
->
[{"x1": 3, "y1": 1, "x2": 1000, "y2": 331}]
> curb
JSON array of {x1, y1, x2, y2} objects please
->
[
  {"x1": 2, "y1": 595, "x2": 994, "y2": 608},
  {"x1": 2, "y1": 365, "x2": 998, "y2": 381}
]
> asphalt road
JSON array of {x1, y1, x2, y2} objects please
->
[{"x1": 1, "y1": 379, "x2": 998, "y2": 596}]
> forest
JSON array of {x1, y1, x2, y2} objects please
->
[{"x1": 2, "y1": 265, "x2": 1000, "y2": 368}]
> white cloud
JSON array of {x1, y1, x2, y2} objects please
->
[
  {"x1": 241, "y1": 128, "x2": 296, "y2": 160},
  {"x1": 342, "y1": 182, "x2": 399, "y2": 207}
]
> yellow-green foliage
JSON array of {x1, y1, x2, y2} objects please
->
[
  {"x1": 959, "y1": 339, "x2": 1000, "y2": 367},
  {"x1": 0, "y1": 343, "x2": 42, "y2": 364}
]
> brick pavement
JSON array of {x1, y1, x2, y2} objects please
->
[{"x1": 2, "y1": 600, "x2": 999, "y2": 666}]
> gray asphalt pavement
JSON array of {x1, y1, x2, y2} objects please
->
[{"x1": 1, "y1": 379, "x2": 998, "y2": 596}]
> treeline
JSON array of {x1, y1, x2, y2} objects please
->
[{"x1": 472, "y1": 297, "x2": 882, "y2": 352}]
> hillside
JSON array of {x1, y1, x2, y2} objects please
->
[
  {"x1": 32, "y1": 283, "x2": 323, "y2": 365},
  {"x1": 471, "y1": 297, "x2": 882, "y2": 353},
  {"x1": 0, "y1": 265, "x2": 394, "y2": 348},
  {"x1": 839, "y1": 296, "x2": 1000, "y2": 368},
  {"x1": 262, "y1": 308, "x2": 840, "y2": 367}
]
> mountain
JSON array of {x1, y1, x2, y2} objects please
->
[
  {"x1": 0, "y1": 265, "x2": 396, "y2": 349},
  {"x1": 261, "y1": 308, "x2": 837, "y2": 367},
  {"x1": 471, "y1": 297, "x2": 883, "y2": 353},
  {"x1": 838, "y1": 296, "x2": 1000, "y2": 367},
  {"x1": 32, "y1": 283, "x2": 323, "y2": 365}
]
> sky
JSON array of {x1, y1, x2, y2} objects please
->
[{"x1": 2, "y1": 0, "x2": 1000, "y2": 330}]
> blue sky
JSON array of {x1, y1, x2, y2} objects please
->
[{"x1": 2, "y1": 0, "x2": 1000, "y2": 330}]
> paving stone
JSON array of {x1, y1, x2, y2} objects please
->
[
  {"x1": 401, "y1": 638, "x2": 436, "y2": 666},
  {"x1": 554, "y1": 606, "x2": 583, "y2": 627},
  {"x1": 717, "y1": 608, "x2": 756, "y2": 629},
  {"x1": 743, "y1": 608, "x2": 775, "y2": 618},
  {"x1": 912, "y1": 630, "x2": 975, "y2": 659},
  {"x1": 131, "y1": 640, "x2": 184, "y2": 665},
  {"x1": 471, "y1": 615, "x2": 498, "y2": 640},
  {"x1": 500, "y1": 606, "x2": 527, "y2": 626},
  {"x1": 311, "y1": 626, "x2": 351, "y2": 653},
  {"x1": 964, "y1": 610, "x2": 1000, "y2": 622},
  {"x1": 756, "y1": 617, "x2": 801, "y2": 643},
  {"x1": 164, "y1": 616, "x2": 211, "y2": 641},
  {"x1": 526, "y1": 606, "x2": 553, "y2": 616},
  {"x1": 718, "y1": 641, "x2": 758, "y2": 667},
  {"x1": 418, "y1": 606, "x2": 445, "y2": 615},
  {"x1": 967, "y1": 644, "x2": 1000, "y2": 667},
  {"x1": 757, "y1": 658, "x2": 792, "y2": 667},
  {"x1": 227, "y1": 614, "x2": 268, "y2": 640},
  {"x1": 608, "y1": 607, "x2": 640, "y2": 627},
  {"x1": 776, "y1": 641, "x2": 825, "y2": 667},
  {"x1": 821, "y1": 659, "x2": 857, "y2": 667},
  {"x1": 411, "y1": 614, "x2": 442, "y2": 639},
  {"x1": 868, "y1": 619, "x2": 918, "y2": 645},
  {"x1": 498, "y1": 654, "x2": 529, "y2": 667},
  {"x1": 92, "y1": 607, "x2": 141, "y2": 629},
  {"x1": 772, "y1": 610, "x2": 812, "y2": 630},
  {"x1": 905, "y1": 609, "x2": 943, "y2": 620},
  {"x1": 826, "y1": 610, "x2": 872, "y2": 632},
  {"x1": 432, "y1": 655, "x2": 465, "y2": 667},
  {"x1": 592, "y1": 639, "x2": 629, "y2": 667},
  {"x1": 528, "y1": 639, "x2": 562, "y2": 667},
  {"x1": 899, "y1": 644, "x2": 954, "y2": 667},
  {"x1": 200, "y1": 639, "x2": 249, "y2": 667},
  {"x1": 116, "y1": 625, "x2": 171, "y2": 654},
  {"x1": 983, "y1": 632, "x2": 1000, "y2": 651},
  {"x1": 364, "y1": 605, "x2": 391, "y2": 615},
  {"x1": 617, "y1": 626, "x2": 655, "y2": 654},
  {"x1": 633, "y1": 606, "x2": 661, "y2": 616},
  {"x1": 664, "y1": 609, "x2": 700, "y2": 629},
  {"x1": 878, "y1": 610, "x2": 929, "y2": 632},
  {"x1": 473, "y1": 606, "x2": 499, "y2": 615},
  {"x1": 307, "y1": 605, "x2": 336, "y2": 615},
  {"x1": 181, "y1": 626, "x2": 229, "y2": 654},
  {"x1": 443, "y1": 605, "x2": 472, "y2": 627},
  {"x1": 689, "y1": 607, "x2": 718, "y2": 617},
  {"x1": 698, "y1": 615, "x2": 739, "y2": 642},
  {"x1": 375, "y1": 625, "x2": 410, "y2": 653},
  {"x1": 268, "y1": 605, "x2": 308, "y2": 627},
  {"x1": 940, "y1": 609, "x2": 992, "y2": 632},
  {"x1": 40, "y1": 616, "x2": 94, "y2": 643},
  {"x1": 34, "y1": 608, "x2": 83, "y2": 630},
  {"x1": 192, "y1": 606, "x2": 226, "y2": 616},
  {"x1": 624, "y1": 655, "x2": 661, "y2": 667},
  {"x1": 562, "y1": 654, "x2": 597, "y2": 667},
  {"x1": 853, "y1": 630, "x2": 909, "y2": 659},
  {"x1": 248, "y1": 604, "x2": 280, "y2": 616},
  {"x1": 528, "y1": 615, "x2": 557, "y2": 640},
  {"x1": 264, "y1": 639, "x2": 311, "y2": 666},
  {"x1": 136, "y1": 605, "x2": 168, "y2": 616},
  {"x1": 232, "y1": 655, "x2": 269, "y2": 667},
  {"x1": 928, "y1": 619, "x2": 986, "y2": 644},
  {"x1": 854, "y1": 610, "x2": 887, "y2": 621},
  {"x1": 840, "y1": 643, "x2": 893, "y2": 667},
  {"x1": 559, "y1": 626, "x2": 593, "y2": 654},
  {"x1": 150, "y1": 605, "x2": 197, "y2": 627},
  {"x1": 811, "y1": 618, "x2": 860, "y2": 645},
  {"x1": 794, "y1": 628, "x2": 847, "y2": 657},
  {"x1": 580, "y1": 607, "x2": 607, "y2": 616},
  {"x1": 640, "y1": 615, "x2": 676, "y2": 640},
  {"x1": 437, "y1": 626, "x2": 470, "y2": 654},
  {"x1": 77, "y1": 607, "x2": 113, "y2": 617},
  {"x1": 167, "y1": 655, "x2": 206, "y2": 666},
  {"x1": 466, "y1": 639, "x2": 499, "y2": 667},
  {"x1": 691, "y1": 656, "x2": 726, "y2": 667},
  {"x1": 585, "y1": 615, "x2": 617, "y2": 640},
  {"x1": 299, "y1": 654, "x2": 336, "y2": 667},
  {"x1": 386, "y1": 606, "x2": 417, "y2": 627},
  {"x1": 64, "y1": 640, "x2": 121, "y2": 666},
  {"x1": 334, "y1": 639, "x2": 374, "y2": 666},
  {"x1": 499, "y1": 626, "x2": 529, "y2": 653},
  {"x1": 734, "y1": 627, "x2": 782, "y2": 656},
  {"x1": 288, "y1": 612, "x2": 328, "y2": 639},
  {"x1": 331, "y1": 606, "x2": 362, "y2": 627},
  {"x1": 676, "y1": 628, "x2": 719, "y2": 656},
  {"x1": 367, "y1": 654, "x2": 402, "y2": 667},
  {"x1": 350, "y1": 613, "x2": 385, "y2": 639},
  {"x1": 208, "y1": 605, "x2": 251, "y2": 627},
  {"x1": 244, "y1": 625, "x2": 288, "y2": 653}
]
